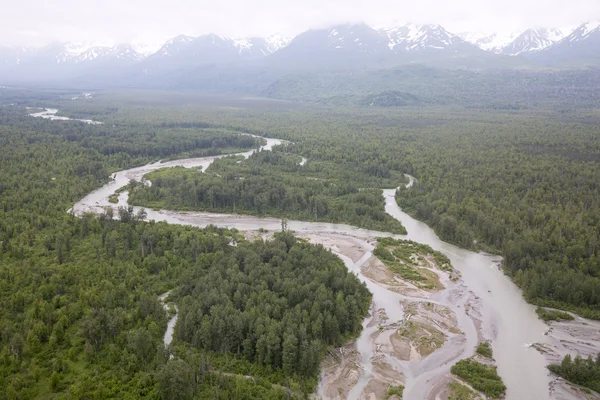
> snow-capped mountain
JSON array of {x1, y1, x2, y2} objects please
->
[
  {"x1": 154, "y1": 35, "x2": 195, "y2": 57},
  {"x1": 233, "y1": 34, "x2": 291, "y2": 56},
  {"x1": 1, "y1": 21, "x2": 600, "y2": 85},
  {"x1": 136, "y1": 33, "x2": 291, "y2": 79},
  {"x1": 108, "y1": 44, "x2": 145, "y2": 62},
  {"x1": 75, "y1": 46, "x2": 113, "y2": 63},
  {"x1": 264, "y1": 34, "x2": 291, "y2": 53},
  {"x1": 151, "y1": 33, "x2": 289, "y2": 60},
  {"x1": 562, "y1": 21, "x2": 600, "y2": 43},
  {"x1": 500, "y1": 28, "x2": 568, "y2": 55},
  {"x1": 380, "y1": 24, "x2": 480, "y2": 53},
  {"x1": 182, "y1": 34, "x2": 237, "y2": 59},
  {"x1": 286, "y1": 24, "x2": 389, "y2": 53},
  {"x1": 14, "y1": 41, "x2": 145, "y2": 65},
  {"x1": 460, "y1": 28, "x2": 569, "y2": 55},
  {"x1": 132, "y1": 43, "x2": 164, "y2": 57},
  {"x1": 267, "y1": 23, "x2": 493, "y2": 70},
  {"x1": 321, "y1": 24, "x2": 389, "y2": 52},
  {"x1": 268, "y1": 24, "x2": 391, "y2": 68},
  {"x1": 530, "y1": 21, "x2": 600, "y2": 65},
  {"x1": 459, "y1": 31, "x2": 522, "y2": 53},
  {"x1": 52, "y1": 41, "x2": 108, "y2": 64},
  {"x1": 150, "y1": 33, "x2": 261, "y2": 64},
  {"x1": 71, "y1": 44, "x2": 145, "y2": 63}
]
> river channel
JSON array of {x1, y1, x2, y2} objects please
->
[{"x1": 34, "y1": 109, "x2": 589, "y2": 400}]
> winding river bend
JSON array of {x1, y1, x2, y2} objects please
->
[
  {"x1": 29, "y1": 108, "x2": 103, "y2": 124},
  {"x1": 45, "y1": 108, "x2": 578, "y2": 399}
]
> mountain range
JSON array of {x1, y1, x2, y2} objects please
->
[{"x1": 1, "y1": 21, "x2": 599, "y2": 87}]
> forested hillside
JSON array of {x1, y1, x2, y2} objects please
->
[
  {"x1": 129, "y1": 149, "x2": 407, "y2": 233},
  {"x1": 0, "y1": 104, "x2": 370, "y2": 398}
]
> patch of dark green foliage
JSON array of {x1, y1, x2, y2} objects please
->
[
  {"x1": 386, "y1": 384, "x2": 404, "y2": 398},
  {"x1": 450, "y1": 359, "x2": 506, "y2": 399},
  {"x1": 475, "y1": 342, "x2": 493, "y2": 358},
  {"x1": 536, "y1": 307, "x2": 575, "y2": 322},
  {"x1": 548, "y1": 353, "x2": 600, "y2": 394}
]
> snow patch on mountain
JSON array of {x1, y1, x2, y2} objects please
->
[
  {"x1": 459, "y1": 31, "x2": 522, "y2": 53},
  {"x1": 264, "y1": 34, "x2": 290, "y2": 53},
  {"x1": 581, "y1": 21, "x2": 600, "y2": 36},
  {"x1": 78, "y1": 46, "x2": 112, "y2": 62},
  {"x1": 500, "y1": 28, "x2": 569, "y2": 55},
  {"x1": 379, "y1": 24, "x2": 460, "y2": 52},
  {"x1": 302, "y1": 24, "x2": 388, "y2": 53},
  {"x1": 63, "y1": 41, "x2": 109, "y2": 56},
  {"x1": 232, "y1": 38, "x2": 253, "y2": 54},
  {"x1": 460, "y1": 27, "x2": 572, "y2": 54},
  {"x1": 156, "y1": 35, "x2": 195, "y2": 57},
  {"x1": 132, "y1": 42, "x2": 164, "y2": 57},
  {"x1": 110, "y1": 44, "x2": 144, "y2": 62},
  {"x1": 51, "y1": 42, "x2": 143, "y2": 64},
  {"x1": 51, "y1": 41, "x2": 110, "y2": 64},
  {"x1": 566, "y1": 21, "x2": 600, "y2": 42}
]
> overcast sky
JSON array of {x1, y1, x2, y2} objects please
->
[{"x1": 2, "y1": 0, "x2": 599, "y2": 47}]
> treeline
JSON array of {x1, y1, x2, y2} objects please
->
[
  {"x1": 129, "y1": 149, "x2": 407, "y2": 234},
  {"x1": 549, "y1": 354, "x2": 600, "y2": 394}
]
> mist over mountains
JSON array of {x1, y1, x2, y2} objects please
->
[{"x1": 1, "y1": 21, "x2": 599, "y2": 89}]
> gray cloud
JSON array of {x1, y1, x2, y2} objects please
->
[{"x1": 1, "y1": 0, "x2": 599, "y2": 46}]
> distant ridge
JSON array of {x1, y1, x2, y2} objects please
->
[{"x1": 0, "y1": 22, "x2": 598, "y2": 85}]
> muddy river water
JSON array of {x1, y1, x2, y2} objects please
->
[{"x1": 40, "y1": 108, "x2": 592, "y2": 400}]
